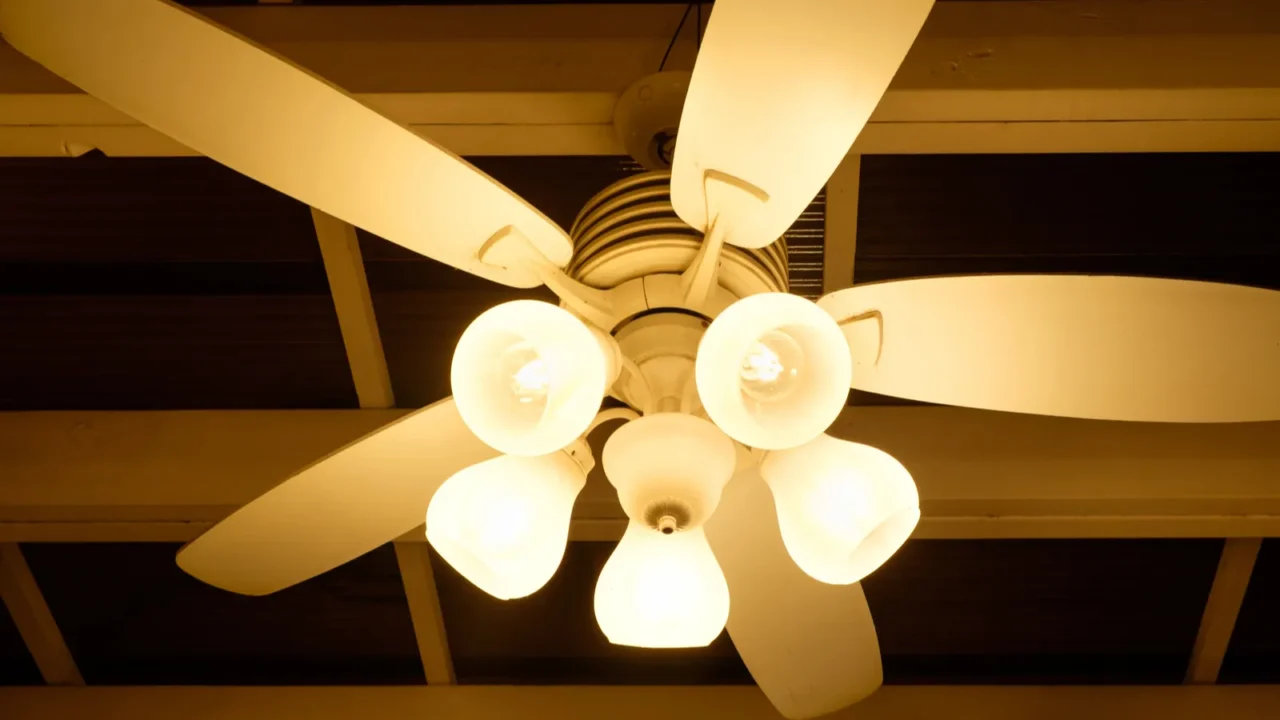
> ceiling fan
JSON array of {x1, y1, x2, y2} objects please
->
[{"x1": 4, "y1": 0, "x2": 1278, "y2": 717}]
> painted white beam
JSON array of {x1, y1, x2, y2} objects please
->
[
  {"x1": 312, "y1": 208, "x2": 395, "y2": 410},
  {"x1": 0, "y1": 544, "x2": 83, "y2": 685},
  {"x1": 393, "y1": 543, "x2": 454, "y2": 685},
  {"x1": 1186, "y1": 538, "x2": 1264, "y2": 684},
  {"x1": 2, "y1": 1, "x2": 1279, "y2": 157},
  {"x1": 2, "y1": 685, "x2": 1280, "y2": 720},
  {"x1": 1, "y1": 409, "x2": 1278, "y2": 541},
  {"x1": 310, "y1": 208, "x2": 459, "y2": 682}
]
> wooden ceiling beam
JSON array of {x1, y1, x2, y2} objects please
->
[
  {"x1": 312, "y1": 208, "x2": 394, "y2": 410},
  {"x1": 393, "y1": 543, "x2": 454, "y2": 686},
  {"x1": 2, "y1": 685, "x2": 1280, "y2": 720},
  {"x1": 1186, "y1": 538, "x2": 1264, "y2": 684},
  {"x1": 2, "y1": 1, "x2": 1279, "y2": 157},
  {"x1": 0, "y1": 544, "x2": 83, "y2": 686},
  {"x1": 310, "y1": 209, "x2": 455, "y2": 685},
  {"x1": 1, "y1": 409, "x2": 1278, "y2": 542}
]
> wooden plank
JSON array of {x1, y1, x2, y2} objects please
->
[
  {"x1": 1, "y1": 410, "x2": 1278, "y2": 541},
  {"x1": 2, "y1": 2, "x2": 1279, "y2": 157},
  {"x1": 0, "y1": 119, "x2": 623, "y2": 158},
  {"x1": 6, "y1": 117, "x2": 1280, "y2": 158},
  {"x1": 4, "y1": 3, "x2": 1277, "y2": 97},
  {"x1": 0, "y1": 544, "x2": 83, "y2": 685},
  {"x1": 2, "y1": 685, "x2": 1280, "y2": 720},
  {"x1": 393, "y1": 542, "x2": 454, "y2": 685},
  {"x1": 312, "y1": 208, "x2": 394, "y2": 410},
  {"x1": 312, "y1": 205, "x2": 454, "y2": 681},
  {"x1": 850, "y1": 119, "x2": 1280, "y2": 155},
  {"x1": 0, "y1": 409, "x2": 409, "y2": 524},
  {"x1": 0, "y1": 522, "x2": 213, "y2": 544},
  {"x1": 13, "y1": 514, "x2": 1280, "y2": 545},
  {"x1": 823, "y1": 155, "x2": 860, "y2": 294},
  {"x1": 1186, "y1": 538, "x2": 1264, "y2": 684}
]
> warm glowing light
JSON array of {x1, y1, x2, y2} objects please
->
[
  {"x1": 740, "y1": 329, "x2": 803, "y2": 402},
  {"x1": 426, "y1": 452, "x2": 586, "y2": 599},
  {"x1": 594, "y1": 522, "x2": 730, "y2": 648},
  {"x1": 762, "y1": 434, "x2": 919, "y2": 585},
  {"x1": 696, "y1": 292, "x2": 851, "y2": 450},
  {"x1": 501, "y1": 343, "x2": 550, "y2": 406},
  {"x1": 452, "y1": 300, "x2": 616, "y2": 456}
]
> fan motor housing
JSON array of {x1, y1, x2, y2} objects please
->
[
  {"x1": 562, "y1": 171, "x2": 788, "y2": 416},
  {"x1": 566, "y1": 171, "x2": 787, "y2": 304}
]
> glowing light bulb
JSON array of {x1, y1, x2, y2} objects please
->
[
  {"x1": 740, "y1": 329, "x2": 804, "y2": 402},
  {"x1": 762, "y1": 434, "x2": 919, "y2": 585},
  {"x1": 452, "y1": 300, "x2": 617, "y2": 456},
  {"x1": 426, "y1": 452, "x2": 586, "y2": 600},
  {"x1": 500, "y1": 342, "x2": 550, "y2": 406},
  {"x1": 593, "y1": 522, "x2": 730, "y2": 648},
  {"x1": 697, "y1": 293, "x2": 851, "y2": 450}
]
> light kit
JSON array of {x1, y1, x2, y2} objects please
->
[
  {"x1": 8, "y1": 1, "x2": 1276, "y2": 719},
  {"x1": 425, "y1": 447, "x2": 590, "y2": 600}
]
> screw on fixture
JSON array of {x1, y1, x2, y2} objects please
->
[{"x1": 643, "y1": 500, "x2": 692, "y2": 535}]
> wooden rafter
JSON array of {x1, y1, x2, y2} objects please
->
[
  {"x1": 311, "y1": 206, "x2": 455, "y2": 685},
  {"x1": 0, "y1": 544, "x2": 83, "y2": 686},
  {"x1": 2, "y1": 685, "x2": 1280, "y2": 720},
  {"x1": 1, "y1": 409, "x2": 1278, "y2": 542},
  {"x1": 312, "y1": 208, "x2": 395, "y2": 410},
  {"x1": 394, "y1": 543, "x2": 455, "y2": 685},
  {"x1": 1185, "y1": 538, "x2": 1263, "y2": 684},
  {"x1": 2, "y1": 2, "x2": 1279, "y2": 157}
]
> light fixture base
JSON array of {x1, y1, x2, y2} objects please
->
[
  {"x1": 644, "y1": 502, "x2": 692, "y2": 534},
  {"x1": 613, "y1": 311, "x2": 704, "y2": 414},
  {"x1": 613, "y1": 71, "x2": 690, "y2": 171},
  {"x1": 602, "y1": 413, "x2": 737, "y2": 530}
]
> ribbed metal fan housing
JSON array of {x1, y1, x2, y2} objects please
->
[{"x1": 566, "y1": 171, "x2": 788, "y2": 294}]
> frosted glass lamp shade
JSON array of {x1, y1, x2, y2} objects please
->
[
  {"x1": 594, "y1": 522, "x2": 730, "y2": 648},
  {"x1": 426, "y1": 452, "x2": 586, "y2": 600},
  {"x1": 602, "y1": 413, "x2": 737, "y2": 529},
  {"x1": 696, "y1": 293, "x2": 852, "y2": 451},
  {"x1": 451, "y1": 300, "x2": 612, "y2": 456},
  {"x1": 761, "y1": 434, "x2": 919, "y2": 585}
]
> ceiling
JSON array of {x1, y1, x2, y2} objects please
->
[
  {"x1": 175, "y1": 1, "x2": 1008, "y2": 5},
  {"x1": 1, "y1": 149, "x2": 1278, "y2": 687},
  {"x1": 1, "y1": 0, "x2": 1278, "y2": 699}
]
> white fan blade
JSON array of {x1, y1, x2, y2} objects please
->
[
  {"x1": 177, "y1": 398, "x2": 499, "y2": 595},
  {"x1": 819, "y1": 275, "x2": 1280, "y2": 423},
  {"x1": 705, "y1": 466, "x2": 882, "y2": 720},
  {"x1": 0, "y1": 0, "x2": 569, "y2": 288},
  {"x1": 671, "y1": 0, "x2": 932, "y2": 249}
]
